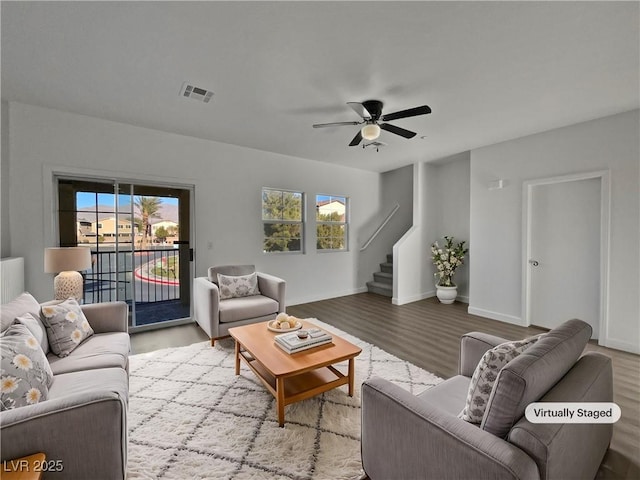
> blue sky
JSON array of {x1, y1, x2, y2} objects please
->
[{"x1": 76, "y1": 192, "x2": 178, "y2": 209}]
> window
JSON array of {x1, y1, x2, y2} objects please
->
[
  {"x1": 262, "y1": 188, "x2": 304, "y2": 253},
  {"x1": 316, "y1": 194, "x2": 348, "y2": 251},
  {"x1": 56, "y1": 177, "x2": 192, "y2": 329}
]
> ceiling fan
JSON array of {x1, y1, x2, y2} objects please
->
[{"x1": 312, "y1": 100, "x2": 431, "y2": 147}]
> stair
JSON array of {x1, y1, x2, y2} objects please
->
[{"x1": 367, "y1": 254, "x2": 393, "y2": 297}]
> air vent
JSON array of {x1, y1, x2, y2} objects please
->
[{"x1": 179, "y1": 82, "x2": 214, "y2": 103}]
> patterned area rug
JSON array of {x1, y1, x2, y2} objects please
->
[{"x1": 127, "y1": 320, "x2": 443, "y2": 479}]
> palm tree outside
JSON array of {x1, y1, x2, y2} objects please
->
[{"x1": 135, "y1": 196, "x2": 162, "y2": 249}]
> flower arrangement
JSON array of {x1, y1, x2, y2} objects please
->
[{"x1": 431, "y1": 236, "x2": 469, "y2": 287}]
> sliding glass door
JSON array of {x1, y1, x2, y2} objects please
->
[{"x1": 57, "y1": 177, "x2": 192, "y2": 329}]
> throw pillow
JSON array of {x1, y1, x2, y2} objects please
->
[
  {"x1": 459, "y1": 334, "x2": 544, "y2": 424},
  {"x1": 16, "y1": 312, "x2": 50, "y2": 354},
  {"x1": 1, "y1": 322, "x2": 54, "y2": 410},
  {"x1": 40, "y1": 298, "x2": 94, "y2": 357},
  {"x1": 1, "y1": 292, "x2": 41, "y2": 333},
  {"x1": 217, "y1": 272, "x2": 261, "y2": 300}
]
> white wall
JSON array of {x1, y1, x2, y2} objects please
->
[
  {"x1": 1, "y1": 100, "x2": 10, "y2": 257},
  {"x1": 394, "y1": 163, "x2": 428, "y2": 304},
  {"x1": 356, "y1": 164, "x2": 413, "y2": 279},
  {"x1": 469, "y1": 109, "x2": 639, "y2": 353},
  {"x1": 430, "y1": 152, "x2": 471, "y2": 300},
  {"x1": 394, "y1": 154, "x2": 471, "y2": 305},
  {"x1": 7, "y1": 102, "x2": 382, "y2": 306}
]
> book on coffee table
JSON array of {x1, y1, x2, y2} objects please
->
[{"x1": 274, "y1": 329, "x2": 332, "y2": 354}]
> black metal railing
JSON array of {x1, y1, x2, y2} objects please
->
[{"x1": 83, "y1": 247, "x2": 180, "y2": 305}]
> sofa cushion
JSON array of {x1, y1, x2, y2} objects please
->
[
  {"x1": 218, "y1": 295, "x2": 279, "y2": 323},
  {"x1": 459, "y1": 335, "x2": 542, "y2": 424},
  {"x1": 16, "y1": 312, "x2": 50, "y2": 355},
  {"x1": 481, "y1": 319, "x2": 592, "y2": 438},
  {"x1": 1, "y1": 292, "x2": 41, "y2": 333},
  {"x1": 41, "y1": 298, "x2": 94, "y2": 357},
  {"x1": 217, "y1": 272, "x2": 261, "y2": 300},
  {"x1": 1, "y1": 323, "x2": 54, "y2": 410},
  {"x1": 48, "y1": 332, "x2": 130, "y2": 375},
  {"x1": 417, "y1": 375, "x2": 471, "y2": 417},
  {"x1": 508, "y1": 352, "x2": 613, "y2": 480},
  {"x1": 48, "y1": 367, "x2": 129, "y2": 404},
  {"x1": 208, "y1": 265, "x2": 255, "y2": 286}
]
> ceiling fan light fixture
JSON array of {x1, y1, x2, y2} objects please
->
[{"x1": 361, "y1": 123, "x2": 381, "y2": 141}]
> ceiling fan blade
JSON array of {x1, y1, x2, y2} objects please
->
[
  {"x1": 347, "y1": 102, "x2": 372, "y2": 120},
  {"x1": 381, "y1": 105, "x2": 431, "y2": 122},
  {"x1": 313, "y1": 121, "x2": 361, "y2": 128},
  {"x1": 380, "y1": 123, "x2": 417, "y2": 139},
  {"x1": 349, "y1": 130, "x2": 363, "y2": 146}
]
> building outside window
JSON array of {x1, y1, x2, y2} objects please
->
[
  {"x1": 262, "y1": 188, "x2": 304, "y2": 253},
  {"x1": 316, "y1": 194, "x2": 348, "y2": 251}
]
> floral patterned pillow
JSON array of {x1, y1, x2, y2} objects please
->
[
  {"x1": 1, "y1": 322, "x2": 54, "y2": 410},
  {"x1": 40, "y1": 298, "x2": 94, "y2": 357},
  {"x1": 217, "y1": 273, "x2": 261, "y2": 300},
  {"x1": 459, "y1": 334, "x2": 544, "y2": 424}
]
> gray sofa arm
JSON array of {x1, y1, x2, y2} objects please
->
[
  {"x1": 257, "y1": 272, "x2": 286, "y2": 312},
  {"x1": 0, "y1": 391, "x2": 127, "y2": 479},
  {"x1": 193, "y1": 276, "x2": 220, "y2": 338},
  {"x1": 81, "y1": 301, "x2": 128, "y2": 334},
  {"x1": 361, "y1": 377, "x2": 539, "y2": 480},
  {"x1": 459, "y1": 332, "x2": 508, "y2": 376}
]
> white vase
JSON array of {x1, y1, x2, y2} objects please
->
[{"x1": 436, "y1": 285, "x2": 457, "y2": 304}]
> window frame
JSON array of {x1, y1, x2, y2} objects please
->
[
  {"x1": 315, "y1": 193, "x2": 349, "y2": 252},
  {"x1": 261, "y1": 187, "x2": 305, "y2": 254}
]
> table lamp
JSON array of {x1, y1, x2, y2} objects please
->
[{"x1": 44, "y1": 247, "x2": 92, "y2": 301}]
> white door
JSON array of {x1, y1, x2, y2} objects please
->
[{"x1": 528, "y1": 178, "x2": 601, "y2": 338}]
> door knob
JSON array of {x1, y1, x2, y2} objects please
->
[{"x1": 529, "y1": 259, "x2": 539, "y2": 267}]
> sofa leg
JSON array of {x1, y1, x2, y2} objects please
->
[{"x1": 210, "y1": 338, "x2": 215, "y2": 347}]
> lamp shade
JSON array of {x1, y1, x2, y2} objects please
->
[
  {"x1": 361, "y1": 123, "x2": 381, "y2": 141},
  {"x1": 44, "y1": 247, "x2": 92, "y2": 273}
]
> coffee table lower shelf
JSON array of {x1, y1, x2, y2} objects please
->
[{"x1": 238, "y1": 349, "x2": 352, "y2": 426}]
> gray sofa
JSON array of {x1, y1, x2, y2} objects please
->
[
  {"x1": 362, "y1": 319, "x2": 613, "y2": 480},
  {"x1": 194, "y1": 265, "x2": 286, "y2": 345},
  {"x1": 1, "y1": 293, "x2": 130, "y2": 480}
]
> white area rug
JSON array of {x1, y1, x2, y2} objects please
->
[{"x1": 127, "y1": 320, "x2": 442, "y2": 479}]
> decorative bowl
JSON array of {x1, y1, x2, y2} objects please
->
[{"x1": 267, "y1": 320, "x2": 303, "y2": 333}]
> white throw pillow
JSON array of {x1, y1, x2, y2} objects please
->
[
  {"x1": 1, "y1": 322, "x2": 54, "y2": 410},
  {"x1": 16, "y1": 312, "x2": 50, "y2": 355},
  {"x1": 40, "y1": 298, "x2": 94, "y2": 357},
  {"x1": 217, "y1": 272, "x2": 261, "y2": 300},
  {"x1": 459, "y1": 335, "x2": 543, "y2": 424},
  {"x1": 1, "y1": 292, "x2": 41, "y2": 333}
]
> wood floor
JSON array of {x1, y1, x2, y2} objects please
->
[{"x1": 130, "y1": 292, "x2": 640, "y2": 479}]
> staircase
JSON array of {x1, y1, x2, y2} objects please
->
[{"x1": 366, "y1": 253, "x2": 393, "y2": 297}]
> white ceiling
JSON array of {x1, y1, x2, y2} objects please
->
[{"x1": 2, "y1": 1, "x2": 638, "y2": 172}]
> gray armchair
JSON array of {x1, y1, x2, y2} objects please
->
[
  {"x1": 194, "y1": 265, "x2": 286, "y2": 346},
  {"x1": 361, "y1": 320, "x2": 613, "y2": 480}
]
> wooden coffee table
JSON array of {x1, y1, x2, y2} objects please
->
[{"x1": 229, "y1": 320, "x2": 361, "y2": 427}]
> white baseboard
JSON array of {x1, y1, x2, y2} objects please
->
[
  {"x1": 288, "y1": 287, "x2": 368, "y2": 307},
  {"x1": 467, "y1": 306, "x2": 524, "y2": 326},
  {"x1": 393, "y1": 290, "x2": 435, "y2": 305},
  {"x1": 393, "y1": 291, "x2": 470, "y2": 306},
  {"x1": 600, "y1": 337, "x2": 640, "y2": 355}
]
